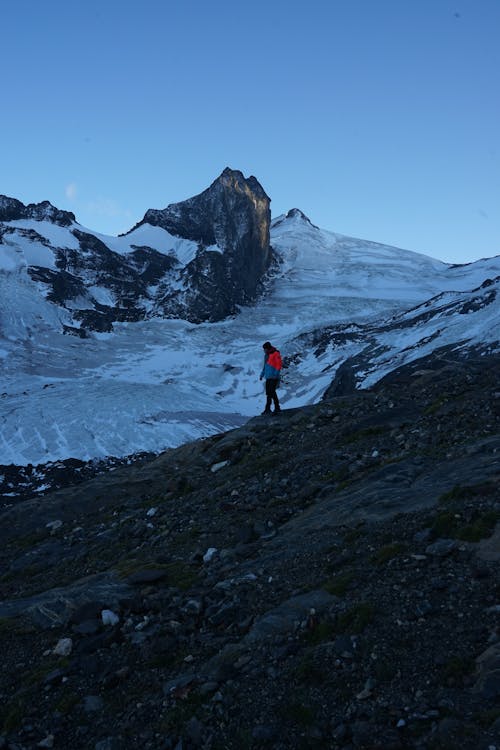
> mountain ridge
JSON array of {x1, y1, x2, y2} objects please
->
[{"x1": 0, "y1": 168, "x2": 273, "y2": 325}]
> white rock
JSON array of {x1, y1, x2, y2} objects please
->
[
  {"x1": 101, "y1": 609, "x2": 120, "y2": 626},
  {"x1": 203, "y1": 547, "x2": 218, "y2": 563},
  {"x1": 46, "y1": 519, "x2": 63, "y2": 533},
  {"x1": 53, "y1": 637, "x2": 72, "y2": 656},
  {"x1": 135, "y1": 616, "x2": 150, "y2": 631},
  {"x1": 37, "y1": 735, "x2": 55, "y2": 748},
  {"x1": 210, "y1": 460, "x2": 229, "y2": 473},
  {"x1": 146, "y1": 507, "x2": 157, "y2": 517}
]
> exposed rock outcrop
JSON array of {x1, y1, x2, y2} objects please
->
[
  {"x1": 0, "y1": 195, "x2": 75, "y2": 226},
  {"x1": 1, "y1": 169, "x2": 273, "y2": 327},
  {"x1": 135, "y1": 167, "x2": 272, "y2": 321}
]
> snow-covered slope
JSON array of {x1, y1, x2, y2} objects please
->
[{"x1": 1, "y1": 199, "x2": 498, "y2": 469}]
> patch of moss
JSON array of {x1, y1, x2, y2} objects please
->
[
  {"x1": 280, "y1": 700, "x2": 315, "y2": 726},
  {"x1": 0, "y1": 562, "x2": 46, "y2": 584},
  {"x1": 373, "y1": 657, "x2": 398, "y2": 683},
  {"x1": 177, "y1": 476, "x2": 195, "y2": 495},
  {"x1": 424, "y1": 396, "x2": 447, "y2": 415},
  {"x1": 476, "y1": 707, "x2": 500, "y2": 727},
  {"x1": 340, "y1": 425, "x2": 388, "y2": 444},
  {"x1": 371, "y1": 542, "x2": 406, "y2": 565},
  {"x1": 431, "y1": 510, "x2": 499, "y2": 542},
  {"x1": 456, "y1": 511, "x2": 499, "y2": 542},
  {"x1": 438, "y1": 481, "x2": 497, "y2": 505},
  {"x1": 171, "y1": 527, "x2": 202, "y2": 547},
  {"x1": 306, "y1": 620, "x2": 334, "y2": 645},
  {"x1": 12, "y1": 529, "x2": 49, "y2": 550},
  {"x1": 116, "y1": 559, "x2": 198, "y2": 590},
  {"x1": 54, "y1": 690, "x2": 80, "y2": 714},
  {"x1": 0, "y1": 616, "x2": 22, "y2": 635},
  {"x1": 430, "y1": 511, "x2": 459, "y2": 539},
  {"x1": 438, "y1": 484, "x2": 469, "y2": 504},
  {"x1": 2, "y1": 696, "x2": 26, "y2": 732},
  {"x1": 295, "y1": 653, "x2": 327, "y2": 685},
  {"x1": 335, "y1": 479, "x2": 351, "y2": 492},
  {"x1": 24, "y1": 657, "x2": 69, "y2": 687},
  {"x1": 343, "y1": 528, "x2": 363, "y2": 544},
  {"x1": 336, "y1": 602, "x2": 374, "y2": 634},
  {"x1": 157, "y1": 691, "x2": 205, "y2": 734},
  {"x1": 441, "y1": 655, "x2": 475, "y2": 681},
  {"x1": 319, "y1": 465, "x2": 350, "y2": 484},
  {"x1": 323, "y1": 572, "x2": 354, "y2": 597},
  {"x1": 146, "y1": 646, "x2": 190, "y2": 670},
  {"x1": 0, "y1": 617, "x2": 36, "y2": 637}
]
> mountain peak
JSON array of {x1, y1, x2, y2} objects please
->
[
  {"x1": 285, "y1": 208, "x2": 313, "y2": 224},
  {"x1": 271, "y1": 207, "x2": 317, "y2": 231},
  {"x1": 215, "y1": 167, "x2": 270, "y2": 201},
  {"x1": 133, "y1": 169, "x2": 272, "y2": 321},
  {"x1": 0, "y1": 195, "x2": 75, "y2": 226}
]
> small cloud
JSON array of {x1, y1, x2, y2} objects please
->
[
  {"x1": 86, "y1": 197, "x2": 131, "y2": 220},
  {"x1": 65, "y1": 183, "x2": 78, "y2": 201},
  {"x1": 85, "y1": 197, "x2": 134, "y2": 233}
]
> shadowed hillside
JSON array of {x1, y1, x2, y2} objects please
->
[{"x1": 0, "y1": 350, "x2": 499, "y2": 749}]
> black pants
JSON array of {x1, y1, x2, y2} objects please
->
[{"x1": 265, "y1": 379, "x2": 280, "y2": 411}]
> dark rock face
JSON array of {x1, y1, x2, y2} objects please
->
[
  {"x1": 27, "y1": 230, "x2": 175, "y2": 328},
  {"x1": 1, "y1": 169, "x2": 273, "y2": 328},
  {"x1": 135, "y1": 168, "x2": 272, "y2": 321},
  {"x1": 0, "y1": 195, "x2": 75, "y2": 226}
]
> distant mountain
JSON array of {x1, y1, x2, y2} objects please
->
[
  {"x1": 0, "y1": 195, "x2": 75, "y2": 226},
  {"x1": 0, "y1": 170, "x2": 498, "y2": 480},
  {"x1": 0, "y1": 167, "x2": 272, "y2": 330}
]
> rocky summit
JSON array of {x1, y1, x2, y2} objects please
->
[
  {"x1": 136, "y1": 168, "x2": 272, "y2": 322},
  {"x1": 0, "y1": 349, "x2": 499, "y2": 750},
  {"x1": 0, "y1": 168, "x2": 272, "y2": 330},
  {"x1": 0, "y1": 197, "x2": 75, "y2": 227}
]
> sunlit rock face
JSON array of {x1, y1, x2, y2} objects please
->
[{"x1": 137, "y1": 167, "x2": 272, "y2": 321}]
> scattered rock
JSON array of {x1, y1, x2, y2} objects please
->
[
  {"x1": 0, "y1": 354, "x2": 498, "y2": 749},
  {"x1": 53, "y1": 637, "x2": 73, "y2": 656}
]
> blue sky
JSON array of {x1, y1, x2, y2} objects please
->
[{"x1": 2, "y1": 0, "x2": 499, "y2": 263}]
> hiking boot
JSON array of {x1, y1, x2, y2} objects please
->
[
  {"x1": 261, "y1": 409, "x2": 271, "y2": 415},
  {"x1": 272, "y1": 409, "x2": 281, "y2": 415}
]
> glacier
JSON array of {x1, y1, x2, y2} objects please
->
[{"x1": 1, "y1": 208, "x2": 499, "y2": 469}]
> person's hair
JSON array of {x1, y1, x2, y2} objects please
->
[{"x1": 262, "y1": 341, "x2": 272, "y2": 350}]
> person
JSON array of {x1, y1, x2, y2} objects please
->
[{"x1": 260, "y1": 341, "x2": 282, "y2": 414}]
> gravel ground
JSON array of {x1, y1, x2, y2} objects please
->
[{"x1": 0, "y1": 350, "x2": 499, "y2": 749}]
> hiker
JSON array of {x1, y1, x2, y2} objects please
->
[{"x1": 260, "y1": 341, "x2": 282, "y2": 414}]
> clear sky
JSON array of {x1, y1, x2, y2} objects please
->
[{"x1": 2, "y1": 0, "x2": 499, "y2": 264}]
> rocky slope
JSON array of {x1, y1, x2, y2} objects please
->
[{"x1": 0, "y1": 349, "x2": 498, "y2": 750}]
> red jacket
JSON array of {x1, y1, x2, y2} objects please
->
[{"x1": 261, "y1": 348, "x2": 282, "y2": 379}]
